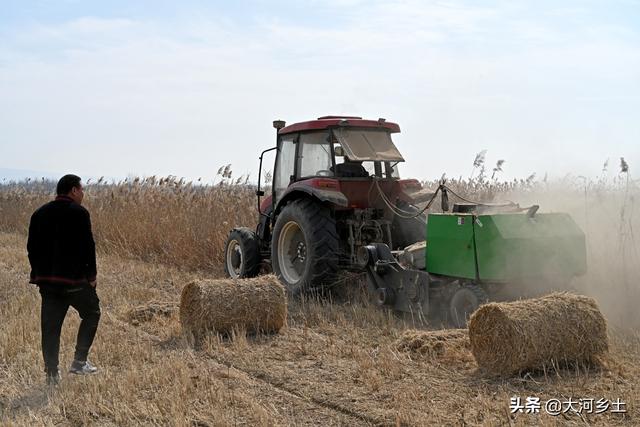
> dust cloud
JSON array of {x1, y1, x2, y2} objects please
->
[{"x1": 508, "y1": 181, "x2": 640, "y2": 330}]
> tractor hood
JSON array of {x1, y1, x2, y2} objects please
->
[{"x1": 333, "y1": 128, "x2": 405, "y2": 162}]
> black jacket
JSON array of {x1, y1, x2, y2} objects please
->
[{"x1": 27, "y1": 195, "x2": 97, "y2": 290}]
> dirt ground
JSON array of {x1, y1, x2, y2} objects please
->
[{"x1": 1, "y1": 232, "x2": 638, "y2": 426}]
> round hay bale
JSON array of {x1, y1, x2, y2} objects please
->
[
  {"x1": 180, "y1": 275, "x2": 287, "y2": 337},
  {"x1": 469, "y1": 292, "x2": 608, "y2": 375}
]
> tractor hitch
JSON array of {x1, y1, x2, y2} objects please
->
[{"x1": 360, "y1": 244, "x2": 430, "y2": 318}]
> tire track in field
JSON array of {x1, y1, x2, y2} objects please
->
[
  {"x1": 201, "y1": 352, "x2": 383, "y2": 426},
  {"x1": 105, "y1": 311, "x2": 379, "y2": 426}
]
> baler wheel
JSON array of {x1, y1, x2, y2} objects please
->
[
  {"x1": 224, "y1": 227, "x2": 261, "y2": 279},
  {"x1": 271, "y1": 198, "x2": 339, "y2": 295},
  {"x1": 448, "y1": 284, "x2": 488, "y2": 328}
]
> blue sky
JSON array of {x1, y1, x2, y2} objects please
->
[{"x1": 1, "y1": 0, "x2": 639, "y2": 182}]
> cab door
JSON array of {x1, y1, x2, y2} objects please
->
[{"x1": 273, "y1": 133, "x2": 298, "y2": 206}]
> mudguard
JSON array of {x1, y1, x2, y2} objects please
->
[{"x1": 276, "y1": 185, "x2": 348, "y2": 213}]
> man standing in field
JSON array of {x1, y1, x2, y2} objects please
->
[{"x1": 27, "y1": 174, "x2": 101, "y2": 385}]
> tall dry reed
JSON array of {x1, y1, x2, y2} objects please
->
[
  {"x1": 0, "y1": 176, "x2": 257, "y2": 271},
  {"x1": 1, "y1": 166, "x2": 638, "y2": 330}
]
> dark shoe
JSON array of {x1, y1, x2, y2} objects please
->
[
  {"x1": 46, "y1": 370, "x2": 61, "y2": 386},
  {"x1": 69, "y1": 359, "x2": 98, "y2": 375}
]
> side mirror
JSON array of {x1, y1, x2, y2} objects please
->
[{"x1": 256, "y1": 190, "x2": 265, "y2": 197}]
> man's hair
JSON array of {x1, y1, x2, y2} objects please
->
[{"x1": 56, "y1": 174, "x2": 82, "y2": 195}]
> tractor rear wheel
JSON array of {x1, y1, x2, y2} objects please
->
[
  {"x1": 448, "y1": 284, "x2": 488, "y2": 328},
  {"x1": 271, "y1": 198, "x2": 339, "y2": 295},
  {"x1": 224, "y1": 227, "x2": 261, "y2": 279}
]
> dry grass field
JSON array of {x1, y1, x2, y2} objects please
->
[{"x1": 1, "y1": 172, "x2": 639, "y2": 425}]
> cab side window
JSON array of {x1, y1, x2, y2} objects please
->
[
  {"x1": 298, "y1": 131, "x2": 333, "y2": 178},
  {"x1": 274, "y1": 135, "x2": 297, "y2": 202}
]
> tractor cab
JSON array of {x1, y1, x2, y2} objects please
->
[{"x1": 268, "y1": 116, "x2": 405, "y2": 209}]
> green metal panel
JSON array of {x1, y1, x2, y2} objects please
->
[
  {"x1": 425, "y1": 212, "x2": 587, "y2": 283},
  {"x1": 474, "y1": 213, "x2": 587, "y2": 282},
  {"x1": 426, "y1": 214, "x2": 477, "y2": 279}
]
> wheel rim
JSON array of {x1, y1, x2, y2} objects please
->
[
  {"x1": 226, "y1": 239, "x2": 243, "y2": 278},
  {"x1": 278, "y1": 221, "x2": 307, "y2": 285},
  {"x1": 450, "y1": 289, "x2": 478, "y2": 326}
]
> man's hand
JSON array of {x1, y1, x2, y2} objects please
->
[{"x1": 89, "y1": 280, "x2": 97, "y2": 288}]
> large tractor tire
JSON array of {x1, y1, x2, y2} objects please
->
[
  {"x1": 391, "y1": 200, "x2": 427, "y2": 250},
  {"x1": 224, "y1": 227, "x2": 261, "y2": 279},
  {"x1": 271, "y1": 198, "x2": 339, "y2": 295},
  {"x1": 448, "y1": 284, "x2": 488, "y2": 328}
]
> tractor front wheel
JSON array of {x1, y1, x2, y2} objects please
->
[
  {"x1": 224, "y1": 227, "x2": 261, "y2": 279},
  {"x1": 271, "y1": 199, "x2": 339, "y2": 295}
]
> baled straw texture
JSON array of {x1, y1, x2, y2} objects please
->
[
  {"x1": 396, "y1": 329, "x2": 469, "y2": 358},
  {"x1": 469, "y1": 292, "x2": 608, "y2": 375},
  {"x1": 180, "y1": 275, "x2": 287, "y2": 337}
]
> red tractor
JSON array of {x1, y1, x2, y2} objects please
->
[
  {"x1": 223, "y1": 116, "x2": 588, "y2": 327},
  {"x1": 224, "y1": 116, "x2": 426, "y2": 295}
]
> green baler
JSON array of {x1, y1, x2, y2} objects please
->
[
  {"x1": 360, "y1": 210, "x2": 587, "y2": 327},
  {"x1": 426, "y1": 212, "x2": 586, "y2": 282}
]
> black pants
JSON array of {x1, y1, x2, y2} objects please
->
[{"x1": 39, "y1": 286, "x2": 101, "y2": 375}]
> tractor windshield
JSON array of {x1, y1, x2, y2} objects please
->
[
  {"x1": 295, "y1": 129, "x2": 403, "y2": 180},
  {"x1": 333, "y1": 128, "x2": 404, "y2": 162}
]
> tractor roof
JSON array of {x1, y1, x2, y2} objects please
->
[{"x1": 279, "y1": 116, "x2": 401, "y2": 135}]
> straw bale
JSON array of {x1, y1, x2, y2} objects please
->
[
  {"x1": 396, "y1": 329, "x2": 469, "y2": 358},
  {"x1": 180, "y1": 275, "x2": 287, "y2": 337},
  {"x1": 469, "y1": 292, "x2": 608, "y2": 375}
]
